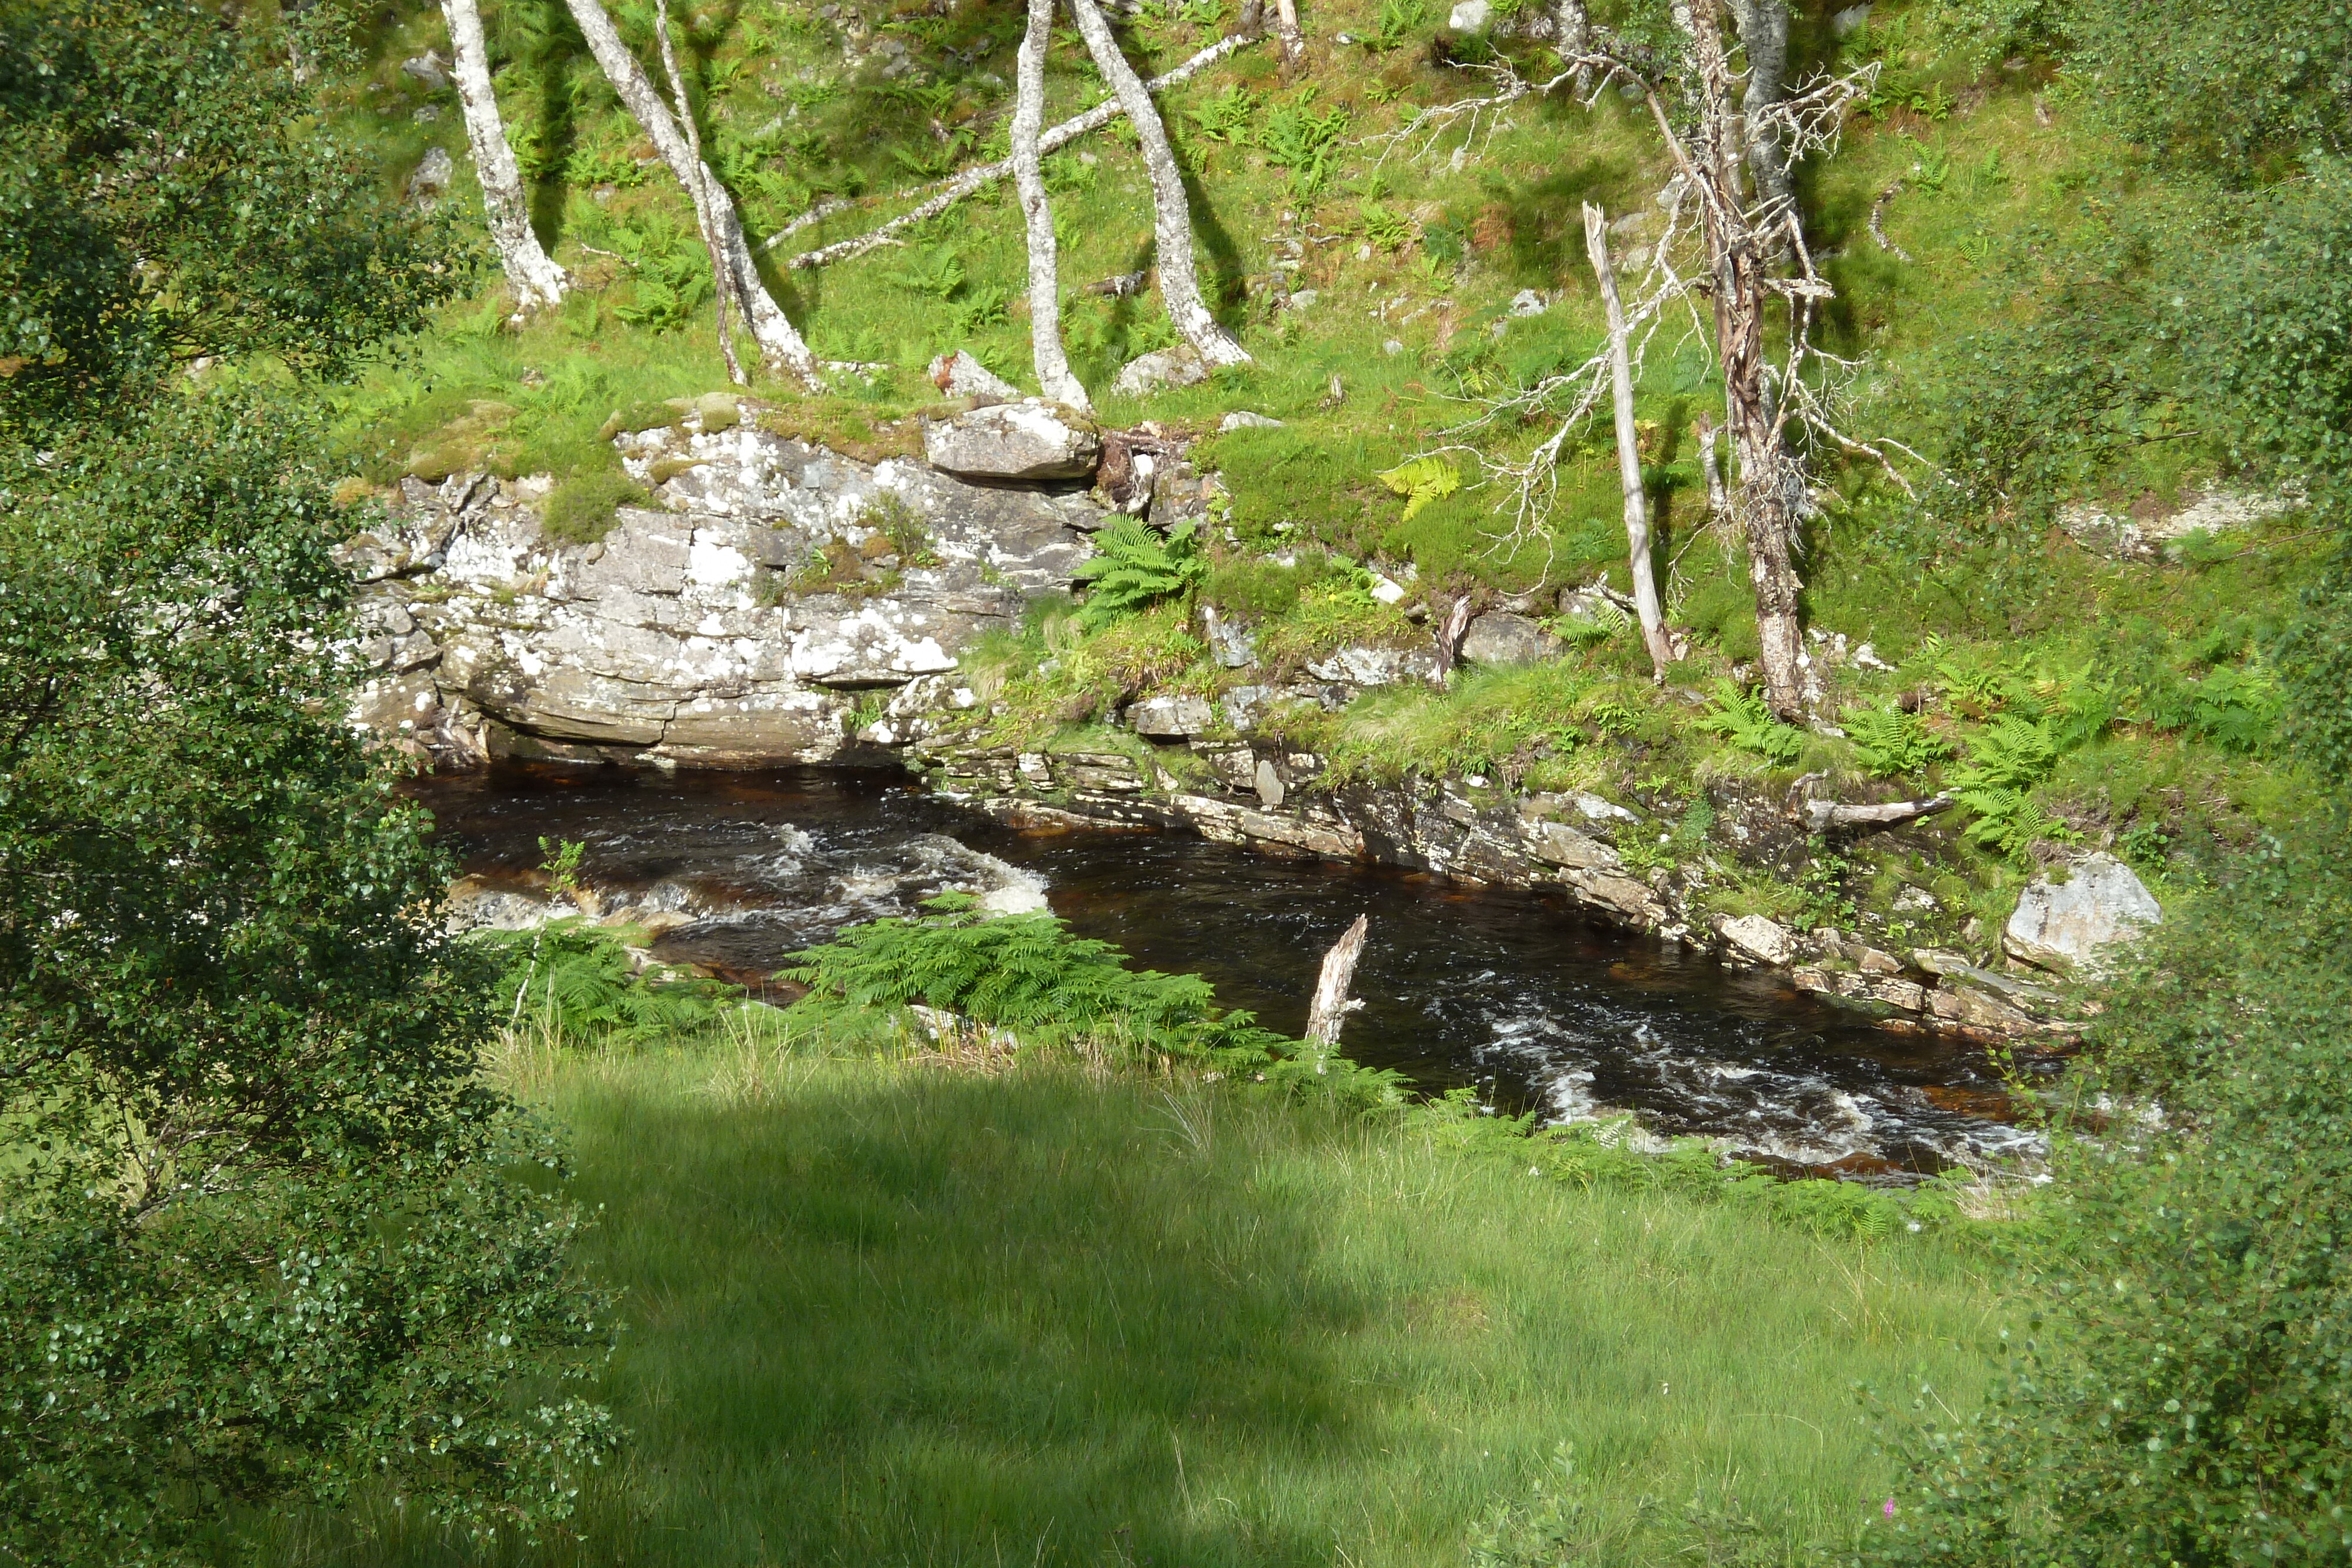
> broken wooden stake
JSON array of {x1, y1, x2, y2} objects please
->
[{"x1": 1303, "y1": 914, "x2": 1369, "y2": 1062}]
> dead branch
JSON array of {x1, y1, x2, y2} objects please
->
[
  {"x1": 771, "y1": 33, "x2": 1260, "y2": 268},
  {"x1": 1800, "y1": 794, "x2": 1955, "y2": 834},
  {"x1": 1868, "y1": 179, "x2": 1911, "y2": 262}
]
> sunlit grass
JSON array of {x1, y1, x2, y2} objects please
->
[{"x1": 282, "y1": 1038, "x2": 1994, "y2": 1566}]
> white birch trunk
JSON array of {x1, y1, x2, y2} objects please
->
[
  {"x1": 1581, "y1": 203, "x2": 1675, "y2": 681},
  {"x1": 561, "y1": 0, "x2": 823, "y2": 386},
  {"x1": 653, "y1": 0, "x2": 747, "y2": 385},
  {"x1": 1063, "y1": 0, "x2": 1251, "y2": 367},
  {"x1": 1272, "y1": 0, "x2": 1305, "y2": 72},
  {"x1": 441, "y1": 0, "x2": 567, "y2": 310},
  {"x1": 1729, "y1": 0, "x2": 1792, "y2": 220},
  {"x1": 1013, "y1": 0, "x2": 1090, "y2": 407}
]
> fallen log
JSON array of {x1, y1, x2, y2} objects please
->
[{"x1": 1800, "y1": 793, "x2": 1955, "y2": 834}]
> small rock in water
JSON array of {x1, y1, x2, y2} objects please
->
[{"x1": 1719, "y1": 914, "x2": 1795, "y2": 967}]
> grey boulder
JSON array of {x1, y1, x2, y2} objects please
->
[
  {"x1": 1129, "y1": 694, "x2": 1215, "y2": 738},
  {"x1": 1459, "y1": 610, "x2": 1561, "y2": 667},
  {"x1": 924, "y1": 400, "x2": 1101, "y2": 482},
  {"x1": 927, "y1": 350, "x2": 1023, "y2": 403},
  {"x1": 2004, "y1": 852, "x2": 2162, "y2": 972},
  {"x1": 1111, "y1": 344, "x2": 1208, "y2": 398}
]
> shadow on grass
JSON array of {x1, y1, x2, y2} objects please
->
[{"x1": 557, "y1": 1066, "x2": 1371, "y2": 1567}]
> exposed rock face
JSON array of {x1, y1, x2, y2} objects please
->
[
  {"x1": 343, "y1": 403, "x2": 1103, "y2": 767},
  {"x1": 2058, "y1": 484, "x2": 2298, "y2": 561},
  {"x1": 2004, "y1": 852, "x2": 2162, "y2": 972},
  {"x1": 1459, "y1": 610, "x2": 1561, "y2": 667},
  {"x1": 922, "y1": 400, "x2": 1101, "y2": 481},
  {"x1": 1718, "y1": 914, "x2": 1795, "y2": 967},
  {"x1": 1128, "y1": 694, "x2": 1215, "y2": 738}
]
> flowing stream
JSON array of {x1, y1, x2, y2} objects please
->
[{"x1": 413, "y1": 765, "x2": 2042, "y2": 1181}]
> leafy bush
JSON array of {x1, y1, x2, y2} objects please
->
[
  {"x1": 1696, "y1": 678, "x2": 1805, "y2": 765},
  {"x1": 1878, "y1": 823, "x2": 2352, "y2": 1566},
  {"x1": 1073, "y1": 519, "x2": 1207, "y2": 632}
]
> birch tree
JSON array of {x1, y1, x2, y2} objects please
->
[
  {"x1": 560, "y1": 0, "x2": 823, "y2": 386},
  {"x1": 652, "y1": 0, "x2": 746, "y2": 385},
  {"x1": 1063, "y1": 0, "x2": 1251, "y2": 367},
  {"x1": 441, "y1": 0, "x2": 567, "y2": 309},
  {"x1": 1726, "y1": 0, "x2": 1792, "y2": 220},
  {"x1": 1013, "y1": 0, "x2": 1090, "y2": 406},
  {"x1": 1582, "y1": 202, "x2": 1675, "y2": 680}
]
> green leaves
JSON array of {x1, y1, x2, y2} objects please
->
[
  {"x1": 1695, "y1": 679, "x2": 1805, "y2": 766},
  {"x1": 1377, "y1": 454, "x2": 1460, "y2": 520},
  {"x1": 1073, "y1": 518, "x2": 1207, "y2": 632}
]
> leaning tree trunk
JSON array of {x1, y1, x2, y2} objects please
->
[
  {"x1": 653, "y1": 0, "x2": 747, "y2": 385},
  {"x1": 1271, "y1": 0, "x2": 1304, "y2": 73},
  {"x1": 1682, "y1": 0, "x2": 1808, "y2": 716},
  {"x1": 1013, "y1": 0, "x2": 1089, "y2": 406},
  {"x1": 1063, "y1": 0, "x2": 1251, "y2": 367},
  {"x1": 561, "y1": 0, "x2": 823, "y2": 386},
  {"x1": 1581, "y1": 203, "x2": 1675, "y2": 681},
  {"x1": 441, "y1": 0, "x2": 567, "y2": 310},
  {"x1": 1729, "y1": 0, "x2": 1793, "y2": 222}
]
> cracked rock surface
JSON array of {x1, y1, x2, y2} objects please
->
[{"x1": 343, "y1": 402, "x2": 1104, "y2": 767}]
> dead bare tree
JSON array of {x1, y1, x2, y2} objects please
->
[
  {"x1": 562, "y1": 0, "x2": 823, "y2": 386},
  {"x1": 441, "y1": 0, "x2": 567, "y2": 310},
  {"x1": 1582, "y1": 202, "x2": 1676, "y2": 680},
  {"x1": 1013, "y1": 0, "x2": 1089, "y2": 406},
  {"x1": 653, "y1": 0, "x2": 745, "y2": 386},
  {"x1": 1063, "y1": 0, "x2": 1251, "y2": 367}
]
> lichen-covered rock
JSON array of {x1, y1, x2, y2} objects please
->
[
  {"x1": 1459, "y1": 610, "x2": 1561, "y2": 667},
  {"x1": 927, "y1": 350, "x2": 1021, "y2": 403},
  {"x1": 1304, "y1": 644, "x2": 1439, "y2": 688},
  {"x1": 2003, "y1": 852, "x2": 2162, "y2": 972},
  {"x1": 1111, "y1": 343, "x2": 1208, "y2": 397},
  {"x1": 1129, "y1": 694, "x2": 1215, "y2": 738},
  {"x1": 923, "y1": 400, "x2": 1101, "y2": 481},
  {"x1": 1719, "y1": 914, "x2": 1795, "y2": 966},
  {"x1": 343, "y1": 402, "x2": 1102, "y2": 767}
]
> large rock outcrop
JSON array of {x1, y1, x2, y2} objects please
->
[{"x1": 343, "y1": 400, "x2": 1108, "y2": 767}]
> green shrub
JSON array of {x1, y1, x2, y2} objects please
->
[
  {"x1": 543, "y1": 466, "x2": 652, "y2": 545},
  {"x1": 1846, "y1": 702, "x2": 1955, "y2": 778},
  {"x1": 1879, "y1": 823, "x2": 2352, "y2": 1566}
]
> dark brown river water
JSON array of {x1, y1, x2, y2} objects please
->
[{"x1": 412, "y1": 764, "x2": 2041, "y2": 1181}]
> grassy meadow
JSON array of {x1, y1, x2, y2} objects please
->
[{"x1": 269, "y1": 1033, "x2": 1997, "y2": 1567}]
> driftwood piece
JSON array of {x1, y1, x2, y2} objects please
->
[
  {"x1": 1800, "y1": 794, "x2": 1955, "y2": 834},
  {"x1": 1304, "y1": 914, "x2": 1370, "y2": 1057}
]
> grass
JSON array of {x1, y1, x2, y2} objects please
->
[{"x1": 282, "y1": 1035, "x2": 1996, "y2": 1567}]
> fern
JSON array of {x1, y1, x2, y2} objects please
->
[
  {"x1": 884, "y1": 243, "x2": 967, "y2": 300},
  {"x1": 1376, "y1": 454, "x2": 1460, "y2": 520},
  {"x1": 1843, "y1": 702, "x2": 1952, "y2": 778},
  {"x1": 784, "y1": 895, "x2": 1409, "y2": 1106},
  {"x1": 1951, "y1": 714, "x2": 2073, "y2": 860},
  {"x1": 1073, "y1": 519, "x2": 1206, "y2": 631},
  {"x1": 1696, "y1": 679, "x2": 1805, "y2": 765},
  {"x1": 1187, "y1": 84, "x2": 1256, "y2": 143},
  {"x1": 470, "y1": 925, "x2": 741, "y2": 1042}
]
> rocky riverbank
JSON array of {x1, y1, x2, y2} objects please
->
[{"x1": 345, "y1": 402, "x2": 2159, "y2": 1044}]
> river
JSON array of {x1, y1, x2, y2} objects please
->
[{"x1": 413, "y1": 764, "x2": 2042, "y2": 1181}]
